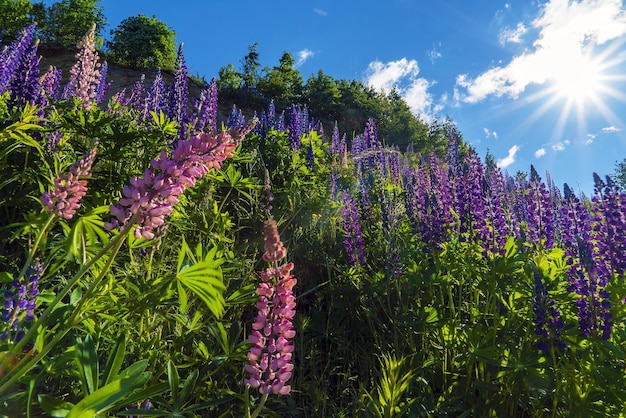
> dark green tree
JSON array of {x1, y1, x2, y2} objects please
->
[
  {"x1": 42, "y1": 0, "x2": 106, "y2": 48},
  {"x1": 0, "y1": 0, "x2": 34, "y2": 42},
  {"x1": 304, "y1": 70, "x2": 342, "y2": 121},
  {"x1": 240, "y1": 42, "x2": 260, "y2": 89},
  {"x1": 257, "y1": 51, "x2": 303, "y2": 106},
  {"x1": 383, "y1": 87, "x2": 429, "y2": 149},
  {"x1": 106, "y1": 14, "x2": 176, "y2": 70}
]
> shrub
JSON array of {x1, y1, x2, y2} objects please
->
[{"x1": 106, "y1": 14, "x2": 176, "y2": 70}]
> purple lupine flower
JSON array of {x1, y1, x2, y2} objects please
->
[
  {"x1": 455, "y1": 149, "x2": 488, "y2": 245},
  {"x1": 167, "y1": 44, "x2": 189, "y2": 126},
  {"x1": 305, "y1": 140, "x2": 315, "y2": 171},
  {"x1": 482, "y1": 165, "x2": 509, "y2": 256},
  {"x1": 245, "y1": 219, "x2": 296, "y2": 395},
  {"x1": 226, "y1": 104, "x2": 246, "y2": 130},
  {"x1": 190, "y1": 78, "x2": 218, "y2": 134},
  {"x1": 388, "y1": 149, "x2": 402, "y2": 185},
  {"x1": 40, "y1": 146, "x2": 98, "y2": 220},
  {"x1": 128, "y1": 74, "x2": 148, "y2": 119},
  {"x1": 341, "y1": 191, "x2": 366, "y2": 266},
  {"x1": 351, "y1": 133, "x2": 363, "y2": 158},
  {"x1": 38, "y1": 66, "x2": 62, "y2": 107},
  {"x1": 339, "y1": 133, "x2": 348, "y2": 168},
  {"x1": 524, "y1": 166, "x2": 556, "y2": 249},
  {"x1": 45, "y1": 131, "x2": 62, "y2": 153},
  {"x1": 1, "y1": 261, "x2": 42, "y2": 343},
  {"x1": 95, "y1": 61, "x2": 110, "y2": 105},
  {"x1": 105, "y1": 120, "x2": 257, "y2": 239},
  {"x1": 532, "y1": 268, "x2": 565, "y2": 351},
  {"x1": 146, "y1": 69, "x2": 166, "y2": 115},
  {"x1": 275, "y1": 110, "x2": 285, "y2": 132},
  {"x1": 8, "y1": 39, "x2": 40, "y2": 106},
  {"x1": 591, "y1": 173, "x2": 626, "y2": 276},
  {"x1": 0, "y1": 23, "x2": 36, "y2": 95},
  {"x1": 380, "y1": 188, "x2": 403, "y2": 275},
  {"x1": 288, "y1": 105, "x2": 302, "y2": 150},
  {"x1": 62, "y1": 25, "x2": 101, "y2": 109},
  {"x1": 562, "y1": 182, "x2": 612, "y2": 339}
]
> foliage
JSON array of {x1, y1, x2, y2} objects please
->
[
  {"x1": 105, "y1": 14, "x2": 177, "y2": 71},
  {"x1": 613, "y1": 157, "x2": 626, "y2": 189},
  {"x1": 3, "y1": 20, "x2": 626, "y2": 418},
  {"x1": 0, "y1": 0, "x2": 35, "y2": 42},
  {"x1": 40, "y1": 0, "x2": 106, "y2": 48}
]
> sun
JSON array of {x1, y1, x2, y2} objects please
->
[{"x1": 550, "y1": 51, "x2": 604, "y2": 105}]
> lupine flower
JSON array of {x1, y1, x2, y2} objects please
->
[
  {"x1": 105, "y1": 121, "x2": 257, "y2": 239},
  {"x1": 305, "y1": 140, "x2": 315, "y2": 171},
  {"x1": 62, "y1": 25, "x2": 101, "y2": 109},
  {"x1": 0, "y1": 23, "x2": 36, "y2": 95},
  {"x1": 244, "y1": 219, "x2": 296, "y2": 395},
  {"x1": 226, "y1": 104, "x2": 246, "y2": 130},
  {"x1": 521, "y1": 166, "x2": 556, "y2": 249},
  {"x1": 95, "y1": 61, "x2": 110, "y2": 105},
  {"x1": 190, "y1": 78, "x2": 218, "y2": 134},
  {"x1": 559, "y1": 181, "x2": 613, "y2": 339},
  {"x1": 146, "y1": 69, "x2": 166, "y2": 115},
  {"x1": 1, "y1": 261, "x2": 42, "y2": 343},
  {"x1": 288, "y1": 105, "x2": 302, "y2": 150},
  {"x1": 341, "y1": 191, "x2": 366, "y2": 266},
  {"x1": 8, "y1": 39, "x2": 40, "y2": 106},
  {"x1": 38, "y1": 66, "x2": 62, "y2": 108},
  {"x1": 167, "y1": 44, "x2": 189, "y2": 127},
  {"x1": 128, "y1": 74, "x2": 148, "y2": 118},
  {"x1": 41, "y1": 147, "x2": 98, "y2": 220},
  {"x1": 532, "y1": 268, "x2": 565, "y2": 352}
]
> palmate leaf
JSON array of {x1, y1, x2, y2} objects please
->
[{"x1": 176, "y1": 238, "x2": 226, "y2": 318}]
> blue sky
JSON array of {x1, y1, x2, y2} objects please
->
[{"x1": 64, "y1": 0, "x2": 626, "y2": 194}]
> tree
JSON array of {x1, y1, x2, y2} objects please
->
[
  {"x1": 42, "y1": 0, "x2": 106, "y2": 48},
  {"x1": 257, "y1": 51, "x2": 303, "y2": 106},
  {"x1": 0, "y1": 0, "x2": 34, "y2": 42},
  {"x1": 304, "y1": 70, "x2": 342, "y2": 121},
  {"x1": 613, "y1": 158, "x2": 626, "y2": 189},
  {"x1": 240, "y1": 42, "x2": 260, "y2": 89},
  {"x1": 106, "y1": 14, "x2": 176, "y2": 70},
  {"x1": 217, "y1": 63, "x2": 242, "y2": 91}
]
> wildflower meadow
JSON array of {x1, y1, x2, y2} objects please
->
[{"x1": 3, "y1": 24, "x2": 626, "y2": 417}]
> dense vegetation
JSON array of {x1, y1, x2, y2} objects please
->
[{"x1": 3, "y1": 11, "x2": 626, "y2": 418}]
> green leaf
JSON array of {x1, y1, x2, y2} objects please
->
[
  {"x1": 75, "y1": 335, "x2": 99, "y2": 395},
  {"x1": 101, "y1": 334, "x2": 126, "y2": 387},
  {"x1": 176, "y1": 244, "x2": 226, "y2": 318},
  {"x1": 37, "y1": 394, "x2": 75, "y2": 417},
  {"x1": 66, "y1": 361, "x2": 150, "y2": 418},
  {"x1": 167, "y1": 360, "x2": 180, "y2": 408}
]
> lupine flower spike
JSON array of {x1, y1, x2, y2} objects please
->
[
  {"x1": 41, "y1": 146, "x2": 98, "y2": 220},
  {"x1": 244, "y1": 219, "x2": 297, "y2": 395},
  {"x1": 105, "y1": 120, "x2": 257, "y2": 239}
]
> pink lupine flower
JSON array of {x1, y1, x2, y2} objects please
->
[
  {"x1": 244, "y1": 219, "x2": 297, "y2": 395},
  {"x1": 62, "y1": 25, "x2": 101, "y2": 109},
  {"x1": 41, "y1": 147, "x2": 97, "y2": 220},
  {"x1": 105, "y1": 121, "x2": 257, "y2": 239}
]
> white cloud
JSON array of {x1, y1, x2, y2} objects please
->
[
  {"x1": 497, "y1": 145, "x2": 520, "y2": 168},
  {"x1": 483, "y1": 127, "x2": 498, "y2": 139},
  {"x1": 499, "y1": 22, "x2": 527, "y2": 45},
  {"x1": 602, "y1": 125, "x2": 621, "y2": 132},
  {"x1": 535, "y1": 147, "x2": 547, "y2": 158},
  {"x1": 313, "y1": 8, "x2": 328, "y2": 16},
  {"x1": 552, "y1": 142, "x2": 566, "y2": 151},
  {"x1": 456, "y1": 0, "x2": 626, "y2": 103},
  {"x1": 295, "y1": 49, "x2": 314, "y2": 68},
  {"x1": 364, "y1": 58, "x2": 437, "y2": 121},
  {"x1": 427, "y1": 45, "x2": 442, "y2": 64}
]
